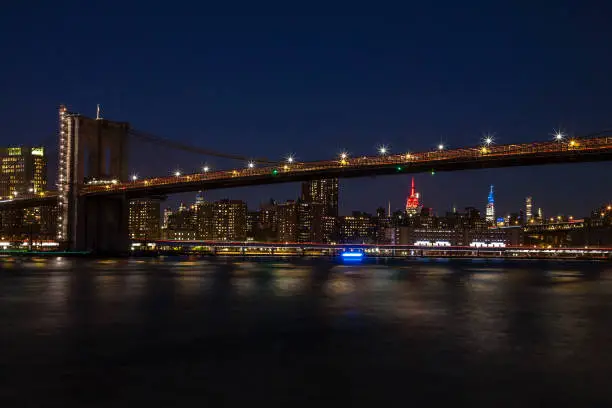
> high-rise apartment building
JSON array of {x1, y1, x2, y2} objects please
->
[
  {"x1": 301, "y1": 178, "x2": 338, "y2": 217},
  {"x1": 212, "y1": 199, "x2": 247, "y2": 241},
  {"x1": 0, "y1": 147, "x2": 47, "y2": 198},
  {"x1": 128, "y1": 198, "x2": 161, "y2": 240}
]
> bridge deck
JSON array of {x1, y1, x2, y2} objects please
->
[{"x1": 83, "y1": 135, "x2": 612, "y2": 197}]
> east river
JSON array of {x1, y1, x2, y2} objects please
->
[{"x1": 1, "y1": 257, "x2": 611, "y2": 406}]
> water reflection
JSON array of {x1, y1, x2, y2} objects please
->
[{"x1": 1, "y1": 258, "x2": 612, "y2": 405}]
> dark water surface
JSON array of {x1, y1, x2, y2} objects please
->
[{"x1": 1, "y1": 257, "x2": 612, "y2": 406}]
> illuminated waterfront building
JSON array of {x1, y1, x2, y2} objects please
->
[
  {"x1": 485, "y1": 185, "x2": 495, "y2": 224},
  {"x1": 0, "y1": 146, "x2": 47, "y2": 198},
  {"x1": 0, "y1": 203, "x2": 58, "y2": 242},
  {"x1": 128, "y1": 198, "x2": 161, "y2": 240}
]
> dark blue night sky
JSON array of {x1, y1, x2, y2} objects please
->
[{"x1": 1, "y1": 4, "x2": 611, "y2": 218}]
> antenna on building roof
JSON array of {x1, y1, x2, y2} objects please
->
[
  {"x1": 96, "y1": 104, "x2": 102, "y2": 120},
  {"x1": 388, "y1": 201, "x2": 391, "y2": 217}
]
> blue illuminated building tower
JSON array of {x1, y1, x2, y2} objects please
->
[{"x1": 485, "y1": 185, "x2": 495, "y2": 225}]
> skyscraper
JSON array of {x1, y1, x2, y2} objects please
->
[
  {"x1": 485, "y1": 185, "x2": 495, "y2": 224},
  {"x1": 405, "y1": 177, "x2": 421, "y2": 216},
  {"x1": 0, "y1": 147, "x2": 47, "y2": 198},
  {"x1": 301, "y1": 179, "x2": 338, "y2": 217},
  {"x1": 525, "y1": 196, "x2": 533, "y2": 223}
]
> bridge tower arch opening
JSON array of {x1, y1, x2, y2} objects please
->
[{"x1": 58, "y1": 105, "x2": 130, "y2": 252}]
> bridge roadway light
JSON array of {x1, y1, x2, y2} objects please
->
[
  {"x1": 203, "y1": 166, "x2": 210, "y2": 172},
  {"x1": 131, "y1": 174, "x2": 138, "y2": 181},
  {"x1": 247, "y1": 161, "x2": 255, "y2": 169},
  {"x1": 339, "y1": 152, "x2": 348, "y2": 160},
  {"x1": 378, "y1": 145, "x2": 389, "y2": 155},
  {"x1": 438, "y1": 144, "x2": 444, "y2": 151},
  {"x1": 286, "y1": 155, "x2": 294, "y2": 164},
  {"x1": 174, "y1": 170, "x2": 181, "y2": 177},
  {"x1": 552, "y1": 128, "x2": 566, "y2": 141}
]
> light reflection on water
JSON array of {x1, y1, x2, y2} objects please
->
[{"x1": 1, "y1": 257, "x2": 612, "y2": 405}]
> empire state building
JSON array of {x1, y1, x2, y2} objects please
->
[{"x1": 406, "y1": 177, "x2": 421, "y2": 216}]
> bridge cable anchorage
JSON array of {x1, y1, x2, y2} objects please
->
[{"x1": 128, "y1": 129, "x2": 278, "y2": 164}]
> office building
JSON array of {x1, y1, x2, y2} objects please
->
[
  {"x1": 301, "y1": 178, "x2": 338, "y2": 217},
  {"x1": 339, "y1": 212, "x2": 374, "y2": 243},
  {"x1": 276, "y1": 200, "x2": 298, "y2": 242},
  {"x1": 0, "y1": 146, "x2": 47, "y2": 198},
  {"x1": 525, "y1": 196, "x2": 533, "y2": 223}
]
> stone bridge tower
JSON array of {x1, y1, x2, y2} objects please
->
[{"x1": 57, "y1": 105, "x2": 130, "y2": 252}]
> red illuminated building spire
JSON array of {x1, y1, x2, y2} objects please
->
[{"x1": 406, "y1": 177, "x2": 421, "y2": 216}]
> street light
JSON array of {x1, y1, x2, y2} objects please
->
[
  {"x1": 174, "y1": 170, "x2": 181, "y2": 177},
  {"x1": 438, "y1": 144, "x2": 444, "y2": 151},
  {"x1": 131, "y1": 174, "x2": 138, "y2": 181},
  {"x1": 286, "y1": 155, "x2": 294, "y2": 164},
  {"x1": 378, "y1": 145, "x2": 389, "y2": 155},
  {"x1": 247, "y1": 161, "x2": 255, "y2": 169},
  {"x1": 202, "y1": 166, "x2": 209, "y2": 172},
  {"x1": 339, "y1": 151, "x2": 348, "y2": 160}
]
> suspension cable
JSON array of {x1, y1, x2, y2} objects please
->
[{"x1": 129, "y1": 129, "x2": 278, "y2": 164}]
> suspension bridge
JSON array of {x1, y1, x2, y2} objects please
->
[{"x1": 2, "y1": 106, "x2": 612, "y2": 253}]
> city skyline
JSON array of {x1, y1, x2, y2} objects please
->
[{"x1": 1, "y1": 9, "x2": 611, "y2": 219}]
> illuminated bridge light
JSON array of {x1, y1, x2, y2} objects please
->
[
  {"x1": 339, "y1": 151, "x2": 348, "y2": 160},
  {"x1": 174, "y1": 170, "x2": 181, "y2": 177},
  {"x1": 438, "y1": 144, "x2": 445, "y2": 151},
  {"x1": 202, "y1": 166, "x2": 209, "y2": 172},
  {"x1": 552, "y1": 128, "x2": 566, "y2": 141},
  {"x1": 286, "y1": 155, "x2": 294, "y2": 163},
  {"x1": 483, "y1": 133, "x2": 495, "y2": 146},
  {"x1": 378, "y1": 145, "x2": 389, "y2": 155},
  {"x1": 271, "y1": 168, "x2": 279, "y2": 175},
  {"x1": 247, "y1": 161, "x2": 255, "y2": 169},
  {"x1": 131, "y1": 174, "x2": 138, "y2": 181}
]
